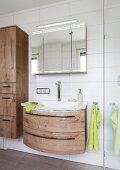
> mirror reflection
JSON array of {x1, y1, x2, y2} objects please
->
[
  {"x1": 72, "y1": 26, "x2": 87, "y2": 72},
  {"x1": 31, "y1": 23, "x2": 87, "y2": 74}
]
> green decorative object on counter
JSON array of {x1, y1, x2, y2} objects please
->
[{"x1": 25, "y1": 102, "x2": 44, "y2": 112}]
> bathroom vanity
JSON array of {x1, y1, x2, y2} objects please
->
[{"x1": 23, "y1": 102, "x2": 87, "y2": 154}]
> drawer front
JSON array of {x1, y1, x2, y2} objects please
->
[
  {"x1": 0, "y1": 116, "x2": 17, "y2": 138},
  {"x1": 23, "y1": 127, "x2": 86, "y2": 155},
  {"x1": 0, "y1": 94, "x2": 16, "y2": 116},
  {"x1": 24, "y1": 111, "x2": 85, "y2": 133},
  {"x1": 0, "y1": 83, "x2": 16, "y2": 94}
]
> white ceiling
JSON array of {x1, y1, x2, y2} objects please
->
[{"x1": 0, "y1": 0, "x2": 64, "y2": 15}]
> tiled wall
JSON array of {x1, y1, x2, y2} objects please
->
[
  {"x1": 104, "y1": 0, "x2": 120, "y2": 169},
  {"x1": 2, "y1": 0, "x2": 120, "y2": 168}
]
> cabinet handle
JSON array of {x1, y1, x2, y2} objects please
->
[
  {"x1": 2, "y1": 119, "x2": 11, "y2": 122},
  {"x1": 2, "y1": 97, "x2": 11, "y2": 99},
  {"x1": 2, "y1": 85, "x2": 11, "y2": 88},
  {"x1": 11, "y1": 40, "x2": 14, "y2": 69},
  {"x1": 26, "y1": 112, "x2": 75, "y2": 118},
  {"x1": 25, "y1": 132, "x2": 75, "y2": 141}
]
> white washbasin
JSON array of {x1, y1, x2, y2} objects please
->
[
  {"x1": 21, "y1": 101, "x2": 87, "y2": 111},
  {"x1": 36, "y1": 101, "x2": 86, "y2": 111}
]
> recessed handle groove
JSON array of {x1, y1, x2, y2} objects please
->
[
  {"x1": 26, "y1": 112, "x2": 75, "y2": 118},
  {"x1": 11, "y1": 40, "x2": 14, "y2": 69},
  {"x1": 26, "y1": 132, "x2": 75, "y2": 140},
  {"x1": 2, "y1": 97, "x2": 11, "y2": 99},
  {"x1": 2, "y1": 119, "x2": 11, "y2": 122},
  {"x1": 2, "y1": 85, "x2": 11, "y2": 88}
]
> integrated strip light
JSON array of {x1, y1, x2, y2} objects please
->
[
  {"x1": 36, "y1": 19, "x2": 78, "y2": 29},
  {"x1": 32, "y1": 23, "x2": 85, "y2": 35}
]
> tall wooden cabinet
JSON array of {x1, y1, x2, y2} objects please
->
[{"x1": 0, "y1": 26, "x2": 28, "y2": 138}]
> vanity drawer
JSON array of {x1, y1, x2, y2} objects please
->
[
  {"x1": 0, "y1": 83, "x2": 16, "y2": 94},
  {"x1": 23, "y1": 110, "x2": 85, "y2": 133},
  {"x1": 0, "y1": 94, "x2": 16, "y2": 116},
  {"x1": 0, "y1": 116, "x2": 17, "y2": 138},
  {"x1": 23, "y1": 127, "x2": 86, "y2": 154}
]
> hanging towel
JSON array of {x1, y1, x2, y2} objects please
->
[
  {"x1": 25, "y1": 102, "x2": 44, "y2": 112},
  {"x1": 87, "y1": 104, "x2": 103, "y2": 151},
  {"x1": 111, "y1": 107, "x2": 120, "y2": 155}
]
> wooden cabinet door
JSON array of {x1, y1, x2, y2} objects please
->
[
  {"x1": 0, "y1": 94, "x2": 16, "y2": 116},
  {"x1": 0, "y1": 116, "x2": 16, "y2": 138},
  {"x1": 5, "y1": 27, "x2": 16, "y2": 82},
  {"x1": 0, "y1": 28, "x2": 6, "y2": 82}
]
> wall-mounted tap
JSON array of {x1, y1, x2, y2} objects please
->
[{"x1": 55, "y1": 81, "x2": 61, "y2": 101}]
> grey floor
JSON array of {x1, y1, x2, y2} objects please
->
[{"x1": 0, "y1": 149, "x2": 104, "y2": 170}]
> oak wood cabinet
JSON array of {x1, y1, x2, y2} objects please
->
[
  {"x1": 23, "y1": 109, "x2": 87, "y2": 154},
  {"x1": 0, "y1": 25, "x2": 28, "y2": 138}
]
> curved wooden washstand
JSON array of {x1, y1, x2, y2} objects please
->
[{"x1": 23, "y1": 108, "x2": 87, "y2": 155}]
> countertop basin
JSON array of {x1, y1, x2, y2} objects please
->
[
  {"x1": 21, "y1": 101, "x2": 87, "y2": 111},
  {"x1": 40, "y1": 101, "x2": 86, "y2": 111}
]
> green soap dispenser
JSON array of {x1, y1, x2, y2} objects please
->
[{"x1": 77, "y1": 89, "x2": 83, "y2": 102}]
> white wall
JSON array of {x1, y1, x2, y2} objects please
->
[
  {"x1": 104, "y1": 0, "x2": 120, "y2": 169},
  {"x1": 0, "y1": 0, "x2": 105, "y2": 167}
]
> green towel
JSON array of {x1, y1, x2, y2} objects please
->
[
  {"x1": 87, "y1": 104, "x2": 103, "y2": 151},
  {"x1": 25, "y1": 103, "x2": 44, "y2": 112},
  {"x1": 111, "y1": 107, "x2": 120, "y2": 155}
]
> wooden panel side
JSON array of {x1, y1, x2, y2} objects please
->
[{"x1": 16, "y1": 27, "x2": 28, "y2": 137}]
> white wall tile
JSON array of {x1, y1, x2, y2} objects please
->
[
  {"x1": 105, "y1": 0, "x2": 120, "y2": 8},
  {"x1": 39, "y1": 74, "x2": 70, "y2": 83},
  {"x1": 105, "y1": 22, "x2": 120, "y2": 39},
  {"x1": 70, "y1": 0, "x2": 103, "y2": 15},
  {"x1": 70, "y1": 10, "x2": 103, "y2": 26},
  {"x1": 87, "y1": 25, "x2": 103, "y2": 40},
  {"x1": 105, "y1": 38, "x2": 120, "y2": 53},
  {"x1": 105, "y1": 6, "x2": 120, "y2": 23},
  {"x1": 69, "y1": 82, "x2": 103, "y2": 99},
  {"x1": 105, "y1": 52, "x2": 120, "y2": 67},
  {"x1": 87, "y1": 54, "x2": 103, "y2": 68},
  {"x1": 70, "y1": 68, "x2": 103, "y2": 82},
  {"x1": 105, "y1": 82, "x2": 120, "y2": 97},
  {"x1": 40, "y1": 3, "x2": 69, "y2": 21},
  {"x1": 87, "y1": 39, "x2": 103, "y2": 54},
  {"x1": 105, "y1": 67, "x2": 120, "y2": 82}
]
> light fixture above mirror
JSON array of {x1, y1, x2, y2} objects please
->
[
  {"x1": 32, "y1": 20, "x2": 82, "y2": 35},
  {"x1": 36, "y1": 19, "x2": 78, "y2": 29}
]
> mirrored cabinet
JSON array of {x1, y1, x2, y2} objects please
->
[{"x1": 31, "y1": 24, "x2": 87, "y2": 74}]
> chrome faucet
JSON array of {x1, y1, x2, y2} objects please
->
[{"x1": 55, "y1": 81, "x2": 61, "y2": 101}]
